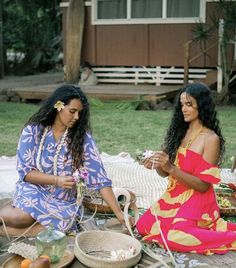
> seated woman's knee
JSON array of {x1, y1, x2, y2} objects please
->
[
  {"x1": 13, "y1": 211, "x2": 35, "y2": 228},
  {"x1": 0, "y1": 206, "x2": 34, "y2": 228}
]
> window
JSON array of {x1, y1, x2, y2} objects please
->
[
  {"x1": 97, "y1": 0, "x2": 126, "y2": 19},
  {"x1": 167, "y1": 0, "x2": 200, "y2": 18},
  {"x1": 131, "y1": 0, "x2": 162, "y2": 19},
  {"x1": 92, "y1": 0, "x2": 205, "y2": 25}
]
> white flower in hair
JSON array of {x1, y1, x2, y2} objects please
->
[{"x1": 54, "y1": 100, "x2": 65, "y2": 111}]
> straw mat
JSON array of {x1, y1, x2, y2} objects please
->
[
  {"x1": 103, "y1": 156, "x2": 236, "y2": 209},
  {"x1": 0, "y1": 154, "x2": 236, "y2": 210},
  {"x1": 104, "y1": 162, "x2": 167, "y2": 209}
]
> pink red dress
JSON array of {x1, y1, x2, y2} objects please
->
[{"x1": 136, "y1": 147, "x2": 236, "y2": 255}]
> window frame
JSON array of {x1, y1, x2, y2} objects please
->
[{"x1": 91, "y1": 0, "x2": 206, "y2": 25}]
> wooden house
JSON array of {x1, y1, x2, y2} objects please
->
[{"x1": 60, "y1": 0, "x2": 236, "y2": 87}]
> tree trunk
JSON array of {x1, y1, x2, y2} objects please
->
[
  {"x1": 65, "y1": 0, "x2": 84, "y2": 84},
  {"x1": 0, "y1": 0, "x2": 4, "y2": 78}
]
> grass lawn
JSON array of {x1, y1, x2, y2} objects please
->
[{"x1": 0, "y1": 101, "x2": 235, "y2": 168}]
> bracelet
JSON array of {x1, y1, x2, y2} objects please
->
[
  {"x1": 169, "y1": 165, "x2": 175, "y2": 174},
  {"x1": 54, "y1": 177, "x2": 58, "y2": 186}
]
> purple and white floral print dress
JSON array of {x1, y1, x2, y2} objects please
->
[{"x1": 13, "y1": 124, "x2": 112, "y2": 232}]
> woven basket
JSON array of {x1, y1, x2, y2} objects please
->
[
  {"x1": 74, "y1": 231, "x2": 142, "y2": 268},
  {"x1": 82, "y1": 190, "x2": 136, "y2": 214},
  {"x1": 216, "y1": 192, "x2": 236, "y2": 216},
  {"x1": 83, "y1": 199, "x2": 115, "y2": 214}
]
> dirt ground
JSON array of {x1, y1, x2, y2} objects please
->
[{"x1": 0, "y1": 72, "x2": 64, "y2": 92}]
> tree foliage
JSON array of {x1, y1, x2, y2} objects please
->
[
  {"x1": 2, "y1": 0, "x2": 62, "y2": 75},
  {"x1": 192, "y1": 0, "x2": 236, "y2": 103}
]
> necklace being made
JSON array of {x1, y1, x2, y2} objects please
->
[{"x1": 36, "y1": 126, "x2": 68, "y2": 175}]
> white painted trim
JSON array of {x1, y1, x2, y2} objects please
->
[
  {"x1": 85, "y1": 1, "x2": 92, "y2": 6},
  {"x1": 59, "y1": 1, "x2": 91, "y2": 8},
  {"x1": 163, "y1": 0, "x2": 167, "y2": 19},
  {"x1": 59, "y1": 2, "x2": 68, "y2": 8},
  {"x1": 127, "y1": 0, "x2": 131, "y2": 20},
  {"x1": 92, "y1": 17, "x2": 203, "y2": 25},
  {"x1": 206, "y1": 0, "x2": 236, "y2": 2},
  {"x1": 92, "y1": 0, "x2": 206, "y2": 25},
  {"x1": 92, "y1": 0, "x2": 97, "y2": 21}
]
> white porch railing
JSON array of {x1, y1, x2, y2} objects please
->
[{"x1": 92, "y1": 66, "x2": 213, "y2": 85}]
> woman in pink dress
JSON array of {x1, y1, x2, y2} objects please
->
[{"x1": 136, "y1": 82, "x2": 236, "y2": 255}]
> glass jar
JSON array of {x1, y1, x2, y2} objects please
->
[{"x1": 35, "y1": 225, "x2": 67, "y2": 263}]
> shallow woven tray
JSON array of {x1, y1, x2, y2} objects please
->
[
  {"x1": 74, "y1": 230, "x2": 142, "y2": 268},
  {"x1": 2, "y1": 249, "x2": 74, "y2": 268}
]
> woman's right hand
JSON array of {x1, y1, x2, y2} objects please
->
[
  {"x1": 56, "y1": 176, "x2": 75, "y2": 189},
  {"x1": 142, "y1": 151, "x2": 161, "y2": 170},
  {"x1": 142, "y1": 151, "x2": 172, "y2": 177}
]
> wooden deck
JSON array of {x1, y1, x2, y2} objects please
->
[{"x1": 0, "y1": 72, "x2": 181, "y2": 101}]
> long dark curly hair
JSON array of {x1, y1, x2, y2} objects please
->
[
  {"x1": 163, "y1": 83, "x2": 225, "y2": 165},
  {"x1": 25, "y1": 84, "x2": 91, "y2": 169}
]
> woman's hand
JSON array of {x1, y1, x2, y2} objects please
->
[
  {"x1": 154, "y1": 151, "x2": 174, "y2": 173},
  {"x1": 142, "y1": 151, "x2": 175, "y2": 174},
  {"x1": 116, "y1": 211, "x2": 135, "y2": 229},
  {"x1": 142, "y1": 156, "x2": 157, "y2": 170},
  {"x1": 56, "y1": 176, "x2": 75, "y2": 189},
  {"x1": 142, "y1": 151, "x2": 162, "y2": 170},
  {"x1": 128, "y1": 216, "x2": 135, "y2": 228}
]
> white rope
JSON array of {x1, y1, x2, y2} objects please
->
[
  {"x1": 0, "y1": 216, "x2": 11, "y2": 241},
  {"x1": 121, "y1": 160, "x2": 177, "y2": 267},
  {"x1": 154, "y1": 215, "x2": 177, "y2": 267},
  {"x1": 123, "y1": 202, "x2": 173, "y2": 268}
]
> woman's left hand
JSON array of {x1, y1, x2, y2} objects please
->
[
  {"x1": 128, "y1": 216, "x2": 135, "y2": 228},
  {"x1": 155, "y1": 151, "x2": 175, "y2": 173},
  {"x1": 117, "y1": 212, "x2": 135, "y2": 230}
]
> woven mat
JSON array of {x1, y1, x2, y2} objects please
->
[
  {"x1": 0, "y1": 154, "x2": 236, "y2": 209},
  {"x1": 104, "y1": 160, "x2": 236, "y2": 209},
  {"x1": 104, "y1": 162, "x2": 167, "y2": 209}
]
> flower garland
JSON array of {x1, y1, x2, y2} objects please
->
[
  {"x1": 36, "y1": 126, "x2": 68, "y2": 176},
  {"x1": 72, "y1": 168, "x2": 88, "y2": 202}
]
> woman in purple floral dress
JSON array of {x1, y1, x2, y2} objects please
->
[{"x1": 0, "y1": 85, "x2": 124, "y2": 235}]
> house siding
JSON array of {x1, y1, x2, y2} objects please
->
[{"x1": 61, "y1": 1, "x2": 233, "y2": 68}]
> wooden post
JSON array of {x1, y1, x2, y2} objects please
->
[
  {"x1": 183, "y1": 41, "x2": 191, "y2": 86},
  {"x1": 0, "y1": 0, "x2": 4, "y2": 79},
  {"x1": 65, "y1": 0, "x2": 84, "y2": 84},
  {"x1": 217, "y1": 19, "x2": 224, "y2": 93}
]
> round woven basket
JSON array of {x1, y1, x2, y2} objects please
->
[{"x1": 74, "y1": 231, "x2": 142, "y2": 268}]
